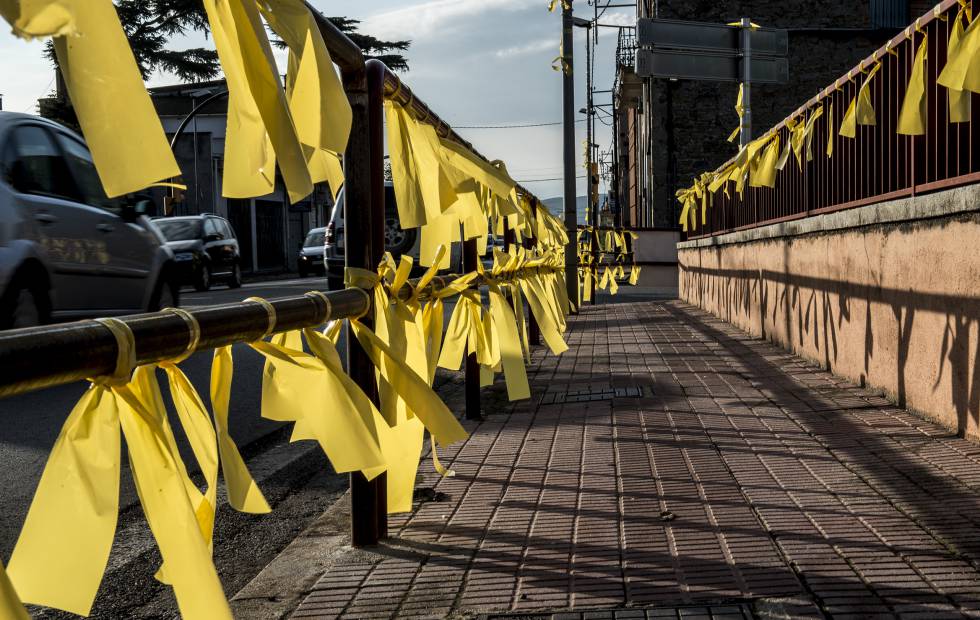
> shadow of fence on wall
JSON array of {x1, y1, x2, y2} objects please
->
[{"x1": 680, "y1": 263, "x2": 980, "y2": 438}]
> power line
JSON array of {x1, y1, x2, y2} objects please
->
[
  {"x1": 453, "y1": 119, "x2": 587, "y2": 129},
  {"x1": 517, "y1": 174, "x2": 588, "y2": 182}
]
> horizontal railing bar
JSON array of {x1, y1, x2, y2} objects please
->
[
  {"x1": 0, "y1": 266, "x2": 561, "y2": 400},
  {"x1": 305, "y1": 2, "x2": 365, "y2": 75}
]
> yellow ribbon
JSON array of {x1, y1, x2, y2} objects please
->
[
  {"x1": 0, "y1": 560, "x2": 28, "y2": 620},
  {"x1": 8, "y1": 318, "x2": 232, "y2": 618},
  {"x1": 898, "y1": 34, "x2": 928, "y2": 136}
]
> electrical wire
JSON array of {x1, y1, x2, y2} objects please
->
[
  {"x1": 517, "y1": 174, "x2": 587, "y2": 182},
  {"x1": 454, "y1": 119, "x2": 586, "y2": 129}
]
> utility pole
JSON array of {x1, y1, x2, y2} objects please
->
[
  {"x1": 562, "y1": 1, "x2": 579, "y2": 307},
  {"x1": 584, "y1": 21, "x2": 598, "y2": 304},
  {"x1": 739, "y1": 16, "x2": 752, "y2": 148}
]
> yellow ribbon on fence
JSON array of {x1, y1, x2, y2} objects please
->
[
  {"x1": 253, "y1": 320, "x2": 387, "y2": 476},
  {"x1": 0, "y1": 0, "x2": 76, "y2": 39},
  {"x1": 946, "y1": 7, "x2": 973, "y2": 122},
  {"x1": 840, "y1": 62, "x2": 881, "y2": 138},
  {"x1": 939, "y1": 6, "x2": 980, "y2": 95},
  {"x1": 0, "y1": 560, "x2": 28, "y2": 620},
  {"x1": 629, "y1": 266, "x2": 642, "y2": 285},
  {"x1": 898, "y1": 34, "x2": 928, "y2": 136},
  {"x1": 482, "y1": 250, "x2": 531, "y2": 400},
  {"x1": 8, "y1": 319, "x2": 231, "y2": 619},
  {"x1": 727, "y1": 83, "x2": 745, "y2": 143},
  {"x1": 203, "y1": 0, "x2": 312, "y2": 203},
  {"x1": 37, "y1": 0, "x2": 181, "y2": 197},
  {"x1": 211, "y1": 346, "x2": 272, "y2": 512},
  {"x1": 826, "y1": 102, "x2": 835, "y2": 157}
]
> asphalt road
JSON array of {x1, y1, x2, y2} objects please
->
[{"x1": 0, "y1": 274, "x2": 343, "y2": 561}]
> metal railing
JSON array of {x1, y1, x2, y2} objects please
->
[
  {"x1": 0, "y1": 6, "x2": 550, "y2": 549},
  {"x1": 690, "y1": 0, "x2": 978, "y2": 238},
  {"x1": 616, "y1": 26, "x2": 637, "y2": 69}
]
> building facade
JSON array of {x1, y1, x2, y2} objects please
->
[
  {"x1": 613, "y1": 0, "x2": 928, "y2": 230},
  {"x1": 149, "y1": 81, "x2": 333, "y2": 274}
]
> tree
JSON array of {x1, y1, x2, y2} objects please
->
[
  {"x1": 327, "y1": 16, "x2": 410, "y2": 72},
  {"x1": 39, "y1": 4, "x2": 411, "y2": 125}
]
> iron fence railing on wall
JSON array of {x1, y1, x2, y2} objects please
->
[{"x1": 691, "y1": 0, "x2": 980, "y2": 238}]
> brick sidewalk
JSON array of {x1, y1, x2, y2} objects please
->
[{"x1": 291, "y1": 301, "x2": 980, "y2": 619}]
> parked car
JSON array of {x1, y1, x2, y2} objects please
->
[
  {"x1": 298, "y1": 227, "x2": 326, "y2": 277},
  {"x1": 152, "y1": 214, "x2": 242, "y2": 291},
  {"x1": 325, "y1": 182, "x2": 488, "y2": 290},
  {"x1": 0, "y1": 111, "x2": 180, "y2": 328}
]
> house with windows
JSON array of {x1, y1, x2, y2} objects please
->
[{"x1": 148, "y1": 80, "x2": 334, "y2": 274}]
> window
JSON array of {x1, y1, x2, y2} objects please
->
[
  {"x1": 204, "y1": 217, "x2": 223, "y2": 239},
  {"x1": 219, "y1": 219, "x2": 236, "y2": 239},
  {"x1": 55, "y1": 132, "x2": 120, "y2": 212},
  {"x1": 4, "y1": 125, "x2": 78, "y2": 201},
  {"x1": 155, "y1": 218, "x2": 202, "y2": 241}
]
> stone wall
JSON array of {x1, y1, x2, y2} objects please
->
[
  {"x1": 677, "y1": 185, "x2": 980, "y2": 438},
  {"x1": 644, "y1": 0, "x2": 898, "y2": 228}
]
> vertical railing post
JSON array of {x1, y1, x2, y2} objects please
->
[
  {"x1": 341, "y1": 59, "x2": 387, "y2": 547},
  {"x1": 562, "y1": 1, "x2": 580, "y2": 308},
  {"x1": 463, "y1": 238, "x2": 481, "y2": 420},
  {"x1": 526, "y1": 199, "x2": 542, "y2": 346}
]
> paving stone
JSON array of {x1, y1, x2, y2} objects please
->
[{"x1": 290, "y1": 301, "x2": 980, "y2": 619}]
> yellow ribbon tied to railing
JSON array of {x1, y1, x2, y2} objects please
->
[
  {"x1": 8, "y1": 318, "x2": 231, "y2": 619},
  {"x1": 0, "y1": 0, "x2": 182, "y2": 197},
  {"x1": 898, "y1": 33, "x2": 928, "y2": 136},
  {"x1": 251, "y1": 295, "x2": 387, "y2": 477},
  {"x1": 0, "y1": 0, "x2": 76, "y2": 39},
  {"x1": 347, "y1": 259, "x2": 470, "y2": 512},
  {"x1": 0, "y1": 560, "x2": 27, "y2": 620},
  {"x1": 939, "y1": 5, "x2": 980, "y2": 95},
  {"x1": 840, "y1": 62, "x2": 881, "y2": 138},
  {"x1": 944, "y1": 6, "x2": 973, "y2": 122}
]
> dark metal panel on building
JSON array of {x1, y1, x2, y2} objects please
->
[
  {"x1": 636, "y1": 19, "x2": 788, "y2": 57},
  {"x1": 635, "y1": 48, "x2": 789, "y2": 83},
  {"x1": 870, "y1": 0, "x2": 909, "y2": 29}
]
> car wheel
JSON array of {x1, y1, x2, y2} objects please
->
[
  {"x1": 298, "y1": 265, "x2": 309, "y2": 278},
  {"x1": 194, "y1": 263, "x2": 212, "y2": 292},
  {"x1": 149, "y1": 269, "x2": 181, "y2": 311},
  {"x1": 384, "y1": 214, "x2": 417, "y2": 256},
  {"x1": 228, "y1": 262, "x2": 242, "y2": 289},
  {"x1": 0, "y1": 275, "x2": 50, "y2": 330}
]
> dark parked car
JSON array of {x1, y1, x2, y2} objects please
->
[
  {"x1": 153, "y1": 214, "x2": 242, "y2": 291},
  {"x1": 298, "y1": 227, "x2": 325, "y2": 277}
]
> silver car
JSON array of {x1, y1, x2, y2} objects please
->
[{"x1": 0, "y1": 112, "x2": 179, "y2": 328}]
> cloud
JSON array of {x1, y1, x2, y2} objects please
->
[
  {"x1": 363, "y1": 0, "x2": 530, "y2": 39},
  {"x1": 494, "y1": 38, "x2": 555, "y2": 59}
]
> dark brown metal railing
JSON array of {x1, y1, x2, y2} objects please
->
[{"x1": 691, "y1": 0, "x2": 979, "y2": 238}]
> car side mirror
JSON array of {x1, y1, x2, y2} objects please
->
[{"x1": 205, "y1": 233, "x2": 222, "y2": 242}]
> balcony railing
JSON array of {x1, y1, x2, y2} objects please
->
[{"x1": 689, "y1": 0, "x2": 979, "y2": 238}]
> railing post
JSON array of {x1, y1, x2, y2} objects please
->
[
  {"x1": 526, "y1": 199, "x2": 542, "y2": 346},
  {"x1": 342, "y1": 60, "x2": 387, "y2": 547},
  {"x1": 463, "y1": 238, "x2": 481, "y2": 420}
]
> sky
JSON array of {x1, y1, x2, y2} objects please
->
[{"x1": 0, "y1": 0, "x2": 635, "y2": 200}]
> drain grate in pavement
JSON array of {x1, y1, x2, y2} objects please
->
[
  {"x1": 539, "y1": 385, "x2": 644, "y2": 405},
  {"x1": 485, "y1": 604, "x2": 753, "y2": 619}
]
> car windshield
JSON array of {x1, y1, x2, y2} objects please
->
[
  {"x1": 155, "y1": 219, "x2": 202, "y2": 241},
  {"x1": 304, "y1": 230, "x2": 325, "y2": 247}
]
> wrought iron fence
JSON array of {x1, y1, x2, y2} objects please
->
[{"x1": 691, "y1": 0, "x2": 979, "y2": 238}]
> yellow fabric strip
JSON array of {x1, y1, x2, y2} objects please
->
[
  {"x1": 351, "y1": 319, "x2": 469, "y2": 447},
  {"x1": 948, "y1": 9, "x2": 972, "y2": 122},
  {"x1": 0, "y1": 0, "x2": 76, "y2": 39},
  {"x1": 938, "y1": 8, "x2": 980, "y2": 94},
  {"x1": 51, "y1": 0, "x2": 180, "y2": 197},
  {"x1": 826, "y1": 102, "x2": 835, "y2": 158},
  {"x1": 0, "y1": 560, "x2": 28, "y2": 620},
  {"x1": 113, "y1": 382, "x2": 232, "y2": 619},
  {"x1": 252, "y1": 334, "x2": 387, "y2": 474},
  {"x1": 898, "y1": 35, "x2": 928, "y2": 136},
  {"x1": 211, "y1": 346, "x2": 272, "y2": 513},
  {"x1": 203, "y1": 0, "x2": 312, "y2": 203},
  {"x1": 7, "y1": 386, "x2": 121, "y2": 616}
]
